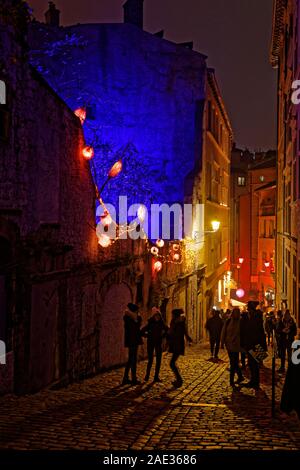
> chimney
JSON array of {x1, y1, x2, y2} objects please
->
[
  {"x1": 45, "y1": 2, "x2": 60, "y2": 27},
  {"x1": 123, "y1": 0, "x2": 144, "y2": 29}
]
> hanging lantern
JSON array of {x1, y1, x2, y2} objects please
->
[
  {"x1": 238, "y1": 257, "x2": 244, "y2": 264},
  {"x1": 82, "y1": 145, "x2": 94, "y2": 160},
  {"x1": 74, "y1": 107, "x2": 86, "y2": 124},
  {"x1": 151, "y1": 246, "x2": 159, "y2": 256},
  {"x1": 98, "y1": 234, "x2": 111, "y2": 248},
  {"x1": 264, "y1": 261, "x2": 270, "y2": 268},
  {"x1": 173, "y1": 244, "x2": 180, "y2": 252},
  {"x1": 237, "y1": 264, "x2": 241, "y2": 270},
  {"x1": 101, "y1": 212, "x2": 112, "y2": 226},
  {"x1": 138, "y1": 205, "x2": 147, "y2": 222},
  {"x1": 154, "y1": 261, "x2": 163, "y2": 272},
  {"x1": 173, "y1": 253, "x2": 180, "y2": 261},
  {"x1": 236, "y1": 288, "x2": 245, "y2": 299},
  {"x1": 156, "y1": 239, "x2": 165, "y2": 248},
  {"x1": 108, "y1": 160, "x2": 122, "y2": 178}
]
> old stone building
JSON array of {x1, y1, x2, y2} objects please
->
[{"x1": 270, "y1": 0, "x2": 300, "y2": 324}]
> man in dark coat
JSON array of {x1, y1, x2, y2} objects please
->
[
  {"x1": 277, "y1": 310, "x2": 297, "y2": 373},
  {"x1": 240, "y1": 301, "x2": 267, "y2": 390},
  {"x1": 122, "y1": 303, "x2": 143, "y2": 385},
  {"x1": 205, "y1": 309, "x2": 224, "y2": 360},
  {"x1": 168, "y1": 308, "x2": 192, "y2": 388},
  {"x1": 141, "y1": 307, "x2": 168, "y2": 382}
]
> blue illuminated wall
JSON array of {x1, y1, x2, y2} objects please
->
[{"x1": 29, "y1": 23, "x2": 207, "y2": 214}]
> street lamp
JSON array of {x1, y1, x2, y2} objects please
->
[{"x1": 211, "y1": 220, "x2": 220, "y2": 232}]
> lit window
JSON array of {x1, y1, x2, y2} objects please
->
[
  {"x1": 237, "y1": 176, "x2": 246, "y2": 186},
  {"x1": 260, "y1": 176, "x2": 265, "y2": 182}
]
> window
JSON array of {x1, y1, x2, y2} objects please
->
[
  {"x1": 259, "y1": 176, "x2": 265, "y2": 182},
  {"x1": 237, "y1": 176, "x2": 246, "y2": 186}
]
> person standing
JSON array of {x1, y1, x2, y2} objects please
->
[
  {"x1": 122, "y1": 303, "x2": 143, "y2": 385},
  {"x1": 278, "y1": 309, "x2": 297, "y2": 373},
  {"x1": 168, "y1": 309, "x2": 192, "y2": 388},
  {"x1": 221, "y1": 308, "x2": 244, "y2": 387},
  {"x1": 240, "y1": 310, "x2": 248, "y2": 369},
  {"x1": 240, "y1": 301, "x2": 267, "y2": 390},
  {"x1": 141, "y1": 307, "x2": 168, "y2": 382},
  {"x1": 205, "y1": 310, "x2": 223, "y2": 361}
]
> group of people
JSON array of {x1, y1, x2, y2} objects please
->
[
  {"x1": 122, "y1": 300, "x2": 298, "y2": 393},
  {"x1": 122, "y1": 303, "x2": 191, "y2": 388},
  {"x1": 205, "y1": 302, "x2": 298, "y2": 389}
]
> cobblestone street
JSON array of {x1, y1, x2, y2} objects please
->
[{"x1": 0, "y1": 343, "x2": 299, "y2": 451}]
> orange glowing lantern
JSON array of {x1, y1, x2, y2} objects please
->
[
  {"x1": 173, "y1": 244, "x2": 180, "y2": 252},
  {"x1": 173, "y1": 253, "x2": 180, "y2": 261},
  {"x1": 108, "y1": 160, "x2": 122, "y2": 178},
  {"x1": 238, "y1": 257, "x2": 244, "y2": 264},
  {"x1": 154, "y1": 261, "x2": 163, "y2": 272},
  {"x1": 82, "y1": 145, "x2": 94, "y2": 160},
  {"x1": 74, "y1": 107, "x2": 86, "y2": 124},
  {"x1": 98, "y1": 234, "x2": 111, "y2": 248},
  {"x1": 264, "y1": 261, "x2": 270, "y2": 268},
  {"x1": 156, "y1": 239, "x2": 165, "y2": 248}
]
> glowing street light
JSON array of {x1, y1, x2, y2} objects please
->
[
  {"x1": 211, "y1": 220, "x2": 220, "y2": 232},
  {"x1": 236, "y1": 288, "x2": 245, "y2": 299},
  {"x1": 238, "y1": 257, "x2": 244, "y2": 264}
]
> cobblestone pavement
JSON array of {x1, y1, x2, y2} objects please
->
[{"x1": 0, "y1": 343, "x2": 299, "y2": 451}]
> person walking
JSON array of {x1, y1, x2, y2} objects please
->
[
  {"x1": 240, "y1": 301, "x2": 267, "y2": 390},
  {"x1": 265, "y1": 311, "x2": 275, "y2": 346},
  {"x1": 278, "y1": 309, "x2": 297, "y2": 373},
  {"x1": 205, "y1": 309, "x2": 223, "y2": 361},
  {"x1": 221, "y1": 308, "x2": 244, "y2": 387},
  {"x1": 168, "y1": 308, "x2": 192, "y2": 388},
  {"x1": 141, "y1": 307, "x2": 168, "y2": 382},
  {"x1": 122, "y1": 303, "x2": 143, "y2": 385}
]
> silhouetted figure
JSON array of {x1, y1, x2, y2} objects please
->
[
  {"x1": 240, "y1": 301, "x2": 267, "y2": 390},
  {"x1": 240, "y1": 310, "x2": 248, "y2": 369},
  {"x1": 221, "y1": 308, "x2": 244, "y2": 387},
  {"x1": 141, "y1": 307, "x2": 168, "y2": 382},
  {"x1": 205, "y1": 310, "x2": 223, "y2": 360},
  {"x1": 281, "y1": 345, "x2": 300, "y2": 418},
  {"x1": 168, "y1": 308, "x2": 192, "y2": 388},
  {"x1": 265, "y1": 311, "x2": 275, "y2": 346},
  {"x1": 277, "y1": 310, "x2": 297, "y2": 373},
  {"x1": 122, "y1": 303, "x2": 143, "y2": 385}
]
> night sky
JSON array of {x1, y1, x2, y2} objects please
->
[{"x1": 28, "y1": 0, "x2": 277, "y2": 151}]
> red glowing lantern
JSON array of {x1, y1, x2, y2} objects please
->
[
  {"x1": 238, "y1": 257, "x2": 244, "y2": 264},
  {"x1": 82, "y1": 145, "x2": 94, "y2": 160},
  {"x1": 236, "y1": 288, "x2": 245, "y2": 299},
  {"x1": 154, "y1": 261, "x2": 163, "y2": 272},
  {"x1": 98, "y1": 234, "x2": 111, "y2": 248},
  {"x1": 74, "y1": 107, "x2": 86, "y2": 124},
  {"x1": 108, "y1": 160, "x2": 122, "y2": 178}
]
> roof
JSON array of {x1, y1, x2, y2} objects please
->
[
  {"x1": 270, "y1": 0, "x2": 285, "y2": 67},
  {"x1": 248, "y1": 156, "x2": 276, "y2": 170},
  {"x1": 207, "y1": 68, "x2": 233, "y2": 138}
]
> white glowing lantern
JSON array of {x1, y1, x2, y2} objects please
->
[
  {"x1": 236, "y1": 288, "x2": 245, "y2": 299},
  {"x1": 154, "y1": 261, "x2": 163, "y2": 272},
  {"x1": 137, "y1": 205, "x2": 147, "y2": 222},
  {"x1": 101, "y1": 212, "x2": 112, "y2": 226},
  {"x1": 156, "y1": 239, "x2": 165, "y2": 248},
  {"x1": 98, "y1": 234, "x2": 111, "y2": 248},
  {"x1": 173, "y1": 253, "x2": 180, "y2": 261},
  {"x1": 151, "y1": 247, "x2": 159, "y2": 256}
]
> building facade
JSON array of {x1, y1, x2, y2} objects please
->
[
  {"x1": 271, "y1": 0, "x2": 300, "y2": 324},
  {"x1": 230, "y1": 148, "x2": 276, "y2": 304}
]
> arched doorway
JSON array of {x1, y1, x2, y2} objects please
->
[{"x1": 99, "y1": 283, "x2": 132, "y2": 369}]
